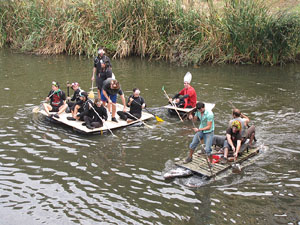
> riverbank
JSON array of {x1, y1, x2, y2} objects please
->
[{"x1": 1, "y1": 0, "x2": 300, "y2": 66}]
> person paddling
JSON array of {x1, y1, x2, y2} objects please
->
[
  {"x1": 184, "y1": 102, "x2": 215, "y2": 164},
  {"x1": 84, "y1": 98, "x2": 108, "y2": 129},
  {"x1": 117, "y1": 88, "x2": 146, "y2": 123},
  {"x1": 43, "y1": 81, "x2": 67, "y2": 118},
  {"x1": 170, "y1": 72, "x2": 197, "y2": 109},
  {"x1": 220, "y1": 120, "x2": 243, "y2": 164}
]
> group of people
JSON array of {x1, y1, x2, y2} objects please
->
[
  {"x1": 167, "y1": 75, "x2": 256, "y2": 164},
  {"x1": 42, "y1": 46, "x2": 256, "y2": 162},
  {"x1": 42, "y1": 47, "x2": 147, "y2": 129}
]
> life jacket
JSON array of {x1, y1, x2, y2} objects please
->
[{"x1": 51, "y1": 90, "x2": 63, "y2": 107}]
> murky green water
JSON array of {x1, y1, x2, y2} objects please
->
[{"x1": 1, "y1": 48, "x2": 300, "y2": 224}]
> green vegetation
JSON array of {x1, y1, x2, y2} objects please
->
[{"x1": 0, "y1": 0, "x2": 299, "y2": 65}]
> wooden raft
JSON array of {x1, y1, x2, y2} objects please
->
[
  {"x1": 176, "y1": 147, "x2": 260, "y2": 179},
  {"x1": 39, "y1": 103, "x2": 154, "y2": 134}
]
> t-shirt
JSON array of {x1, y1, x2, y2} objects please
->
[
  {"x1": 178, "y1": 86, "x2": 197, "y2": 108},
  {"x1": 229, "y1": 117, "x2": 247, "y2": 137},
  {"x1": 226, "y1": 127, "x2": 242, "y2": 147},
  {"x1": 94, "y1": 55, "x2": 111, "y2": 76},
  {"x1": 195, "y1": 110, "x2": 214, "y2": 133},
  {"x1": 127, "y1": 95, "x2": 145, "y2": 116},
  {"x1": 48, "y1": 90, "x2": 66, "y2": 107},
  {"x1": 102, "y1": 78, "x2": 123, "y2": 96}
]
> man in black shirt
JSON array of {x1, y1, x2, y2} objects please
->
[
  {"x1": 117, "y1": 88, "x2": 146, "y2": 122},
  {"x1": 91, "y1": 48, "x2": 112, "y2": 99}
]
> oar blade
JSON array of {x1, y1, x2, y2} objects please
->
[
  {"x1": 88, "y1": 91, "x2": 94, "y2": 99},
  {"x1": 155, "y1": 116, "x2": 164, "y2": 122},
  {"x1": 32, "y1": 107, "x2": 40, "y2": 113}
]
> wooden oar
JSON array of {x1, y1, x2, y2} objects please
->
[
  {"x1": 32, "y1": 91, "x2": 55, "y2": 113},
  {"x1": 131, "y1": 98, "x2": 164, "y2": 122},
  {"x1": 125, "y1": 111, "x2": 154, "y2": 129},
  {"x1": 88, "y1": 103, "x2": 116, "y2": 137},
  {"x1": 88, "y1": 80, "x2": 95, "y2": 99},
  {"x1": 191, "y1": 119, "x2": 216, "y2": 180},
  {"x1": 161, "y1": 86, "x2": 183, "y2": 122},
  {"x1": 111, "y1": 102, "x2": 153, "y2": 129}
]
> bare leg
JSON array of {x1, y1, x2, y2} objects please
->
[
  {"x1": 58, "y1": 104, "x2": 68, "y2": 115},
  {"x1": 43, "y1": 103, "x2": 52, "y2": 116},
  {"x1": 223, "y1": 147, "x2": 229, "y2": 159},
  {"x1": 112, "y1": 103, "x2": 116, "y2": 118},
  {"x1": 73, "y1": 105, "x2": 80, "y2": 118},
  {"x1": 97, "y1": 89, "x2": 101, "y2": 100}
]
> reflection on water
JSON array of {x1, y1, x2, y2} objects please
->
[{"x1": 1, "y1": 49, "x2": 300, "y2": 224}]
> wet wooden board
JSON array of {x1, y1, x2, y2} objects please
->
[
  {"x1": 39, "y1": 103, "x2": 154, "y2": 134},
  {"x1": 164, "y1": 102, "x2": 215, "y2": 113},
  {"x1": 176, "y1": 147, "x2": 260, "y2": 179}
]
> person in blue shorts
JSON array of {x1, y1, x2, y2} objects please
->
[
  {"x1": 101, "y1": 78, "x2": 126, "y2": 122},
  {"x1": 184, "y1": 102, "x2": 215, "y2": 163}
]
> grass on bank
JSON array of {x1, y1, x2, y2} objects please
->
[{"x1": 0, "y1": 0, "x2": 299, "y2": 66}]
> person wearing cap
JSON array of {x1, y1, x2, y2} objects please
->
[
  {"x1": 220, "y1": 120, "x2": 243, "y2": 164},
  {"x1": 170, "y1": 73, "x2": 197, "y2": 109},
  {"x1": 229, "y1": 108, "x2": 256, "y2": 148},
  {"x1": 43, "y1": 81, "x2": 67, "y2": 118},
  {"x1": 117, "y1": 88, "x2": 146, "y2": 123},
  {"x1": 68, "y1": 92, "x2": 93, "y2": 121},
  {"x1": 91, "y1": 47, "x2": 112, "y2": 99},
  {"x1": 101, "y1": 78, "x2": 126, "y2": 123},
  {"x1": 83, "y1": 98, "x2": 108, "y2": 129},
  {"x1": 67, "y1": 82, "x2": 83, "y2": 110},
  {"x1": 184, "y1": 102, "x2": 215, "y2": 164}
]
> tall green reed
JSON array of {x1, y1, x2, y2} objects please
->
[{"x1": 0, "y1": 0, "x2": 299, "y2": 65}]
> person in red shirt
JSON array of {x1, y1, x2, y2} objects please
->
[{"x1": 171, "y1": 80, "x2": 197, "y2": 109}]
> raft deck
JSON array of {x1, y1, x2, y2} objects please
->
[
  {"x1": 39, "y1": 103, "x2": 154, "y2": 134},
  {"x1": 176, "y1": 146, "x2": 260, "y2": 179},
  {"x1": 164, "y1": 102, "x2": 215, "y2": 114}
]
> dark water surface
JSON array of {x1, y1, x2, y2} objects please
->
[{"x1": 1, "y1": 49, "x2": 300, "y2": 224}]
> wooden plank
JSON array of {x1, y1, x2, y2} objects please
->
[
  {"x1": 176, "y1": 147, "x2": 260, "y2": 178},
  {"x1": 164, "y1": 102, "x2": 215, "y2": 112},
  {"x1": 39, "y1": 103, "x2": 154, "y2": 134}
]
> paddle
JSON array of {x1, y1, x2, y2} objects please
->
[
  {"x1": 88, "y1": 80, "x2": 95, "y2": 99},
  {"x1": 66, "y1": 81, "x2": 70, "y2": 103},
  {"x1": 88, "y1": 102, "x2": 116, "y2": 137},
  {"x1": 131, "y1": 98, "x2": 164, "y2": 122},
  {"x1": 191, "y1": 119, "x2": 216, "y2": 180},
  {"x1": 162, "y1": 86, "x2": 183, "y2": 122},
  {"x1": 111, "y1": 102, "x2": 153, "y2": 129},
  {"x1": 32, "y1": 91, "x2": 55, "y2": 113},
  {"x1": 231, "y1": 156, "x2": 242, "y2": 173},
  {"x1": 125, "y1": 111, "x2": 154, "y2": 129}
]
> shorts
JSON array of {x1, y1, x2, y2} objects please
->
[
  {"x1": 50, "y1": 105, "x2": 60, "y2": 112},
  {"x1": 101, "y1": 91, "x2": 117, "y2": 103}
]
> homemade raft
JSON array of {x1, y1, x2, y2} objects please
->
[
  {"x1": 175, "y1": 146, "x2": 260, "y2": 179},
  {"x1": 39, "y1": 103, "x2": 154, "y2": 134},
  {"x1": 164, "y1": 102, "x2": 215, "y2": 118}
]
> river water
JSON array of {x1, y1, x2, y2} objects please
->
[{"x1": 0, "y1": 48, "x2": 300, "y2": 224}]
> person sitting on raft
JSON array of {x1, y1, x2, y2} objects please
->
[
  {"x1": 84, "y1": 98, "x2": 108, "y2": 129},
  {"x1": 230, "y1": 108, "x2": 256, "y2": 148},
  {"x1": 220, "y1": 120, "x2": 243, "y2": 164},
  {"x1": 43, "y1": 81, "x2": 67, "y2": 118},
  {"x1": 117, "y1": 88, "x2": 146, "y2": 123},
  {"x1": 67, "y1": 92, "x2": 93, "y2": 121},
  {"x1": 67, "y1": 82, "x2": 83, "y2": 112},
  {"x1": 169, "y1": 74, "x2": 197, "y2": 108}
]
